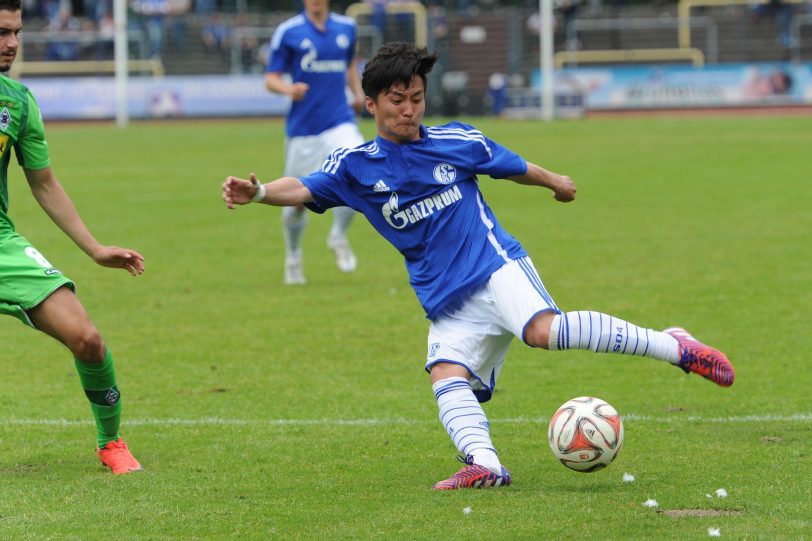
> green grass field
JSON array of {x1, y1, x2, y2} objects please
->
[{"x1": 0, "y1": 115, "x2": 809, "y2": 540}]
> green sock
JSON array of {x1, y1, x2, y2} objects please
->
[{"x1": 74, "y1": 350, "x2": 121, "y2": 449}]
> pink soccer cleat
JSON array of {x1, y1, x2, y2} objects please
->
[
  {"x1": 664, "y1": 327, "x2": 735, "y2": 387},
  {"x1": 432, "y1": 455, "x2": 511, "y2": 490}
]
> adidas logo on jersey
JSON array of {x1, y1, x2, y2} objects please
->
[{"x1": 373, "y1": 179, "x2": 390, "y2": 192}]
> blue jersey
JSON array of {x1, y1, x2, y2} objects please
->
[
  {"x1": 301, "y1": 122, "x2": 529, "y2": 320},
  {"x1": 267, "y1": 12, "x2": 358, "y2": 137}
]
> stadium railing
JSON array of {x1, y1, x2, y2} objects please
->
[
  {"x1": 554, "y1": 47, "x2": 705, "y2": 68},
  {"x1": 677, "y1": 0, "x2": 807, "y2": 49},
  {"x1": 11, "y1": 29, "x2": 163, "y2": 78},
  {"x1": 563, "y1": 16, "x2": 719, "y2": 65},
  {"x1": 345, "y1": 1, "x2": 427, "y2": 48}
]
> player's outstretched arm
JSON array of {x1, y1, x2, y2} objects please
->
[
  {"x1": 24, "y1": 167, "x2": 145, "y2": 276},
  {"x1": 507, "y1": 161, "x2": 576, "y2": 202},
  {"x1": 222, "y1": 172, "x2": 314, "y2": 209}
]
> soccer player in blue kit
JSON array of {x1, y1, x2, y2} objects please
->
[
  {"x1": 224, "y1": 42, "x2": 735, "y2": 490},
  {"x1": 265, "y1": 0, "x2": 365, "y2": 284}
]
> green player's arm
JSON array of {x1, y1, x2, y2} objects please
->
[
  {"x1": 506, "y1": 161, "x2": 577, "y2": 203},
  {"x1": 222, "y1": 173, "x2": 314, "y2": 209},
  {"x1": 24, "y1": 167, "x2": 144, "y2": 275}
]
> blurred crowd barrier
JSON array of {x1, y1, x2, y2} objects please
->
[{"x1": 15, "y1": 0, "x2": 812, "y2": 119}]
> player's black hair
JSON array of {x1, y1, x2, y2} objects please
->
[
  {"x1": 362, "y1": 42, "x2": 437, "y2": 99},
  {"x1": 0, "y1": 0, "x2": 21, "y2": 11}
]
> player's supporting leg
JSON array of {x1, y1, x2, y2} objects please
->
[
  {"x1": 282, "y1": 206, "x2": 308, "y2": 285},
  {"x1": 27, "y1": 287, "x2": 142, "y2": 473},
  {"x1": 430, "y1": 375, "x2": 511, "y2": 490},
  {"x1": 327, "y1": 206, "x2": 357, "y2": 273},
  {"x1": 541, "y1": 311, "x2": 734, "y2": 386}
]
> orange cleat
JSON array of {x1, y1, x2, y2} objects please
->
[
  {"x1": 432, "y1": 456, "x2": 511, "y2": 490},
  {"x1": 665, "y1": 327, "x2": 735, "y2": 387},
  {"x1": 97, "y1": 438, "x2": 143, "y2": 474}
]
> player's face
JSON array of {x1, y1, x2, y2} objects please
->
[
  {"x1": 0, "y1": 9, "x2": 21, "y2": 73},
  {"x1": 368, "y1": 76, "x2": 426, "y2": 144},
  {"x1": 303, "y1": 0, "x2": 329, "y2": 15}
]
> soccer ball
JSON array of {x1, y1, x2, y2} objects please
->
[{"x1": 548, "y1": 396, "x2": 624, "y2": 472}]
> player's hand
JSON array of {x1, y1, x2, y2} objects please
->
[
  {"x1": 290, "y1": 82, "x2": 309, "y2": 101},
  {"x1": 91, "y1": 246, "x2": 145, "y2": 276},
  {"x1": 552, "y1": 174, "x2": 576, "y2": 202},
  {"x1": 222, "y1": 172, "x2": 259, "y2": 209}
]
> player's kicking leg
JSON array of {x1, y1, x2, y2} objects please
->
[
  {"x1": 28, "y1": 286, "x2": 142, "y2": 474},
  {"x1": 530, "y1": 311, "x2": 734, "y2": 387}
]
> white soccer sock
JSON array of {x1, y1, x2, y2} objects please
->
[
  {"x1": 432, "y1": 376, "x2": 502, "y2": 475},
  {"x1": 282, "y1": 206, "x2": 308, "y2": 258},
  {"x1": 329, "y1": 206, "x2": 355, "y2": 240},
  {"x1": 548, "y1": 311, "x2": 680, "y2": 363}
]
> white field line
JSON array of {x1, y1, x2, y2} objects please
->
[{"x1": 0, "y1": 413, "x2": 810, "y2": 428}]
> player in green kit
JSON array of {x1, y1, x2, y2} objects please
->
[{"x1": 0, "y1": 0, "x2": 143, "y2": 474}]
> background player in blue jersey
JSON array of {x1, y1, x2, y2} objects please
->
[
  {"x1": 225, "y1": 42, "x2": 735, "y2": 490},
  {"x1": 265, "y1": 0, "x2": 365, "y2": 284}
]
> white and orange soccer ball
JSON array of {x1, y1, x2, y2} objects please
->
[{"x1": 548, "y1": 396, "x2": 624, "y2": 472}]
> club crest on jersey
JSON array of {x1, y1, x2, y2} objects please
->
[
  {"x1": 0, "y1": 107, "x2": 11, "y2": 131},
  {"x1": 381, "y1": 185, "x2": 462, "y2": 229},
  {"x1": 433, "y1": 163, "x2": 456, "y2": 185},
  {"x1": 428, "y1": 342, "x2": 441, "y2": 357},
  {"x1": 336, "y1": 33, "x2": 350, "y2": 49}
]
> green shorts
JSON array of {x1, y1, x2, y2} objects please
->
[{"x1": 0, "y1": 227, "x2": 74, "y2": 328}]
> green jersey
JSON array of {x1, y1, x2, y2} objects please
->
[{"x1": 0, "y1": 75, "x2": 51, "y2": 229}]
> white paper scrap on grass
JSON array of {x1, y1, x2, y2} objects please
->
[
  {"x1": 623, "y1": 473, "x2": 635, "y2": 483},
  {"x1": 708, "y1": 527, "x2": 721, "y2": 537},
  {"x1": 643, "y1": 499, "x2": 658, "y2": 508}
]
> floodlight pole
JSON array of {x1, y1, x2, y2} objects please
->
[
  {"x1": 540, "y1": 0, "x2": 554, "y2": 121},
  {"x1": 114, "y1": 0, "x2": 129, "y2": 127}
]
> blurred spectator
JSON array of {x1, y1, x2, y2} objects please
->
[
  {"x1": 84, "y1": 0, "x2": 107, "y2": 21},
  {"x1": 254, "y1": 39, "x2": 270, "y2": 74},
  {"x1": 46, "y1": 8, "x2": 81, "y2": 61},
  {"x1": 233, "y1": 14, "x2": 261, "y2": 73},
  {"x1": 487, "y1": 73, "x2": 508, "y2": 117},
  {"x1": 195, "y1": 0, "x2": 215, "y2": 16},
  {"x1": 751, "y1": 0, "x2": 797, "y2": 49},
  {"x1": 555, "y1": 0, "x2": 582, "y2": 50},
  {"x1": 202, "y1": 12, "x2": 231, "y2": 57},
  {"x1": 363, "y1": 0, "x2": 416, "y2": 42},
  {"x1": 168, "y1": 0, "x2": 191, "y2": 52},
  {"x1": 42, "y1": 0, "x2": 61, "y2": 20},
  {"x1": 21, "y1": 0, "x2": 43, "y2": 19},
  {"x1": 96, "y1": 5, "x2": 115, "y2": 59},
  {"x1": 364, "y1": 0, "x2": 387, "y2": 36},
  {"x1": 132, "y1": 0, "x2": 171, "y2": 59}
]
